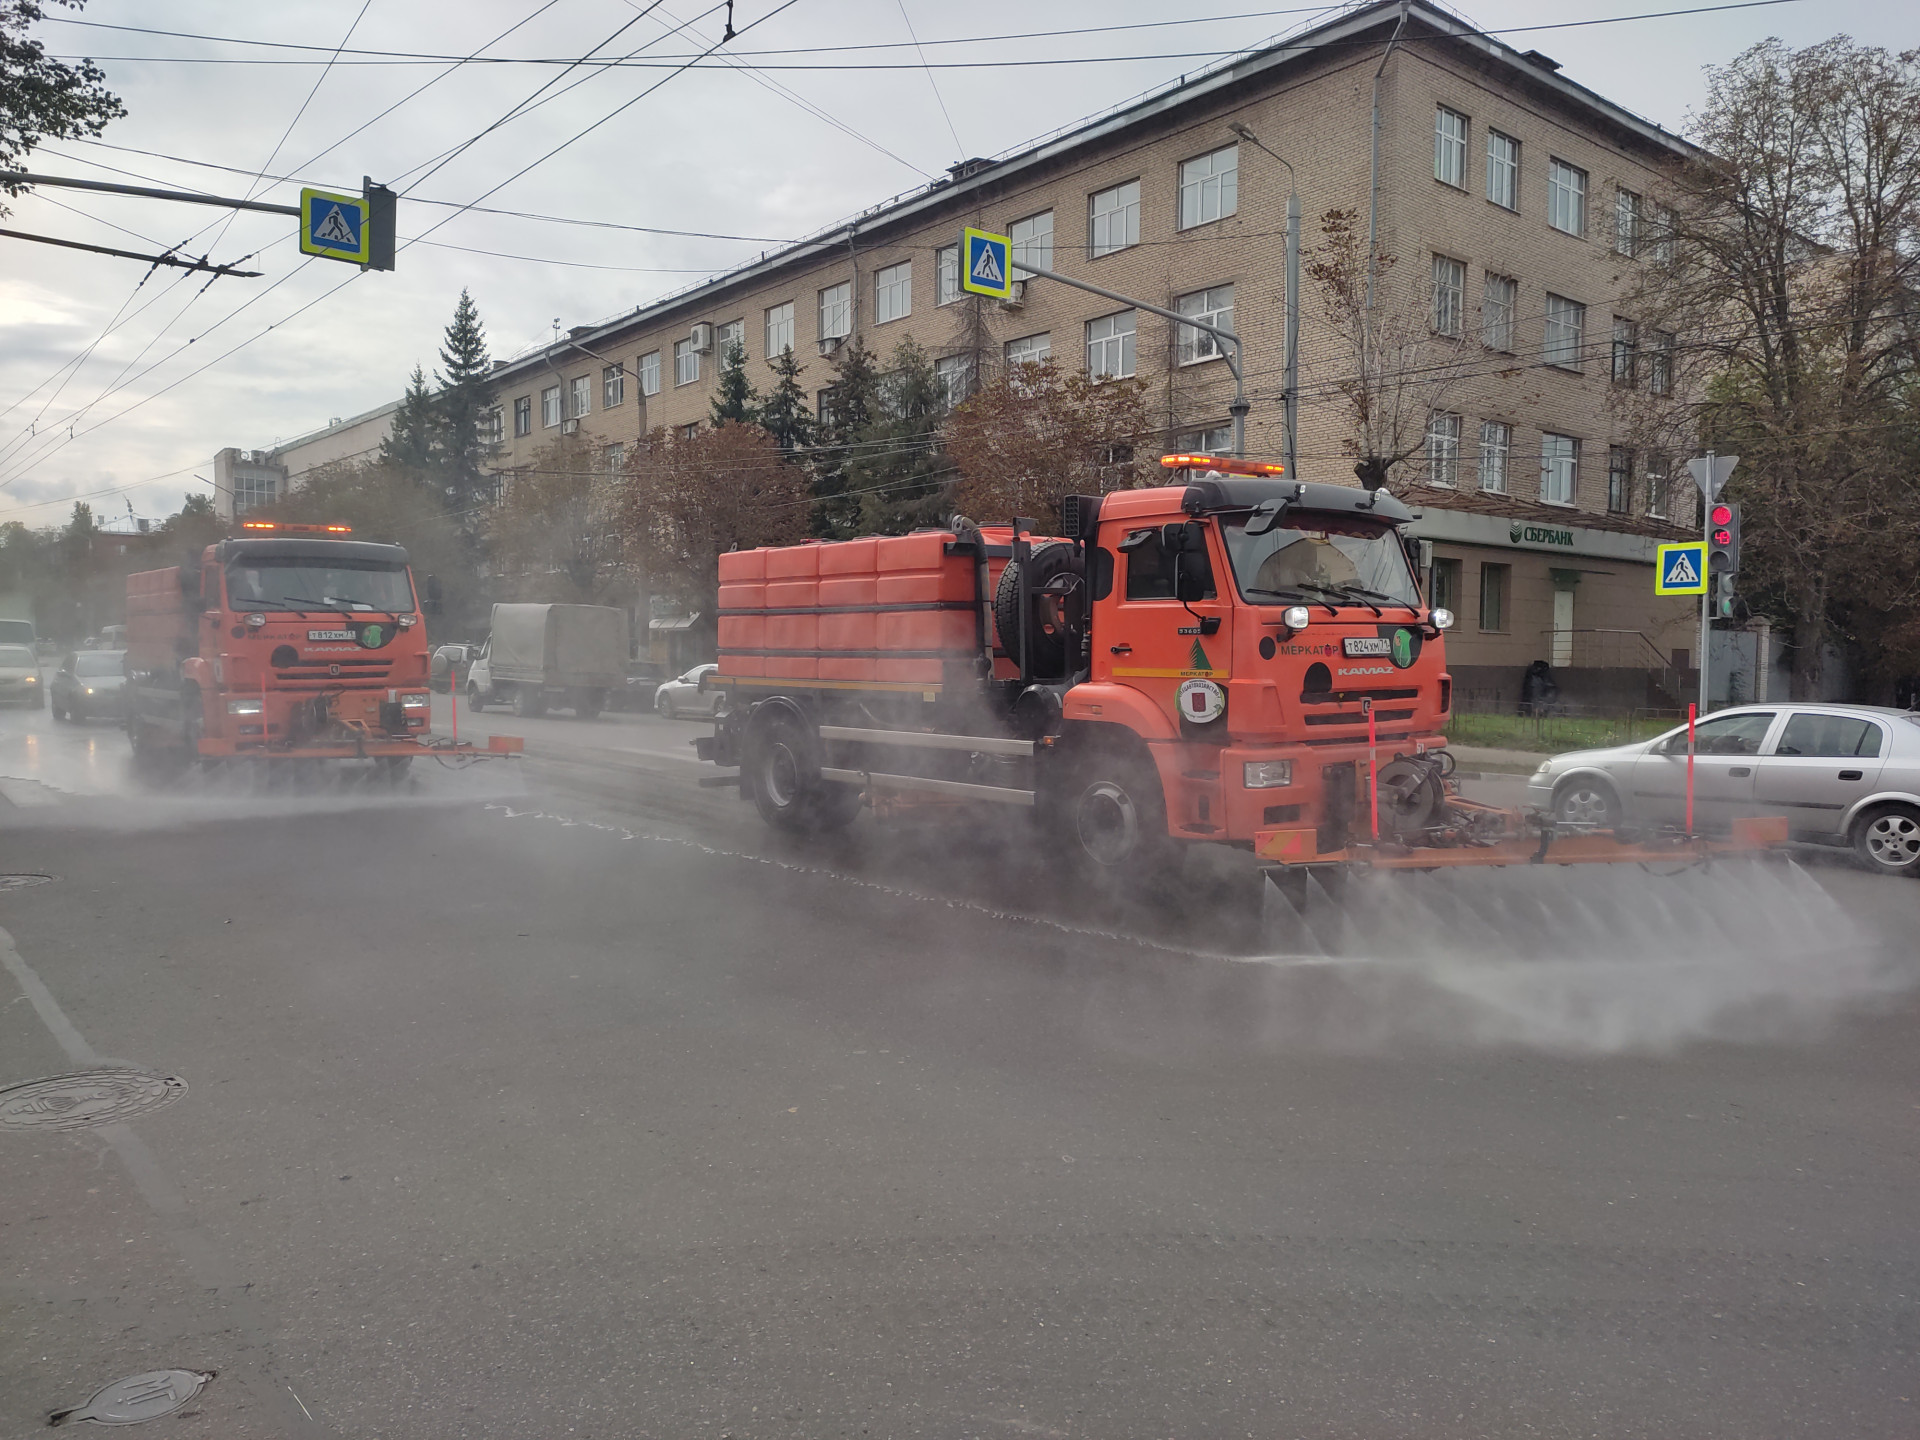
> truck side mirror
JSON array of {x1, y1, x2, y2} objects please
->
[{"x1": 1175, "y1": 562, "x2": 1207, "y2": 604}]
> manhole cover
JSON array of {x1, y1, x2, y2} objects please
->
[
  {"x1": 0, "y1": 1070, "x2": 187, "y2": 1133},
  {"x1": 51, "y1": 1370, "x2": 212, "y2": 1426},
  {"x1": 0, "y1": 873, "x2": 56, "y2": 890}
]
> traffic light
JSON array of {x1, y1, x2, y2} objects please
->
[
  {"x1": 1715, "y1": 571, "x2": 1738, "y2": 619},
  {"x1": 1708, "y1": 500, "x2": 1741, "y2": 578}
]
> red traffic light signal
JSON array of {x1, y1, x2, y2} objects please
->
[{"x1": 1710, "y1": 503, "x2": 1733, "y2": 526}]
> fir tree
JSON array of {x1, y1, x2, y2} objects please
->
[
  {"x1": 755, "y1": 345, "x2": 814, "y2": 454},
  {"x1": 380, "y1": 365, "x2": 439, "y2": 477},
  {"x1": 709, "y1": 339, "x2": 758, "y2": 426},
  {"x1": 850, "y1": 338, "x2": 949, "y2": 535},
  {"x1": 811, "y1": 337, "x2": 881, "y2": 537},
  {"x1": 433, "y1": 289, "x2": 495, "y2": 519}
]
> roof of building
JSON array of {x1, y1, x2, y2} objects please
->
[
  {"x1": 489, "y1": 0, "x2": 1703, "y2": 387},
  {"x1": 1403, "y1": 484, "x2": 1696, "y2": 542},
  {"x1": 268, "y1": 399, "x2": 401, "y2": 458}
]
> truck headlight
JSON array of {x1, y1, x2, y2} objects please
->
[
  {"x1": 246, "y1": 612, "x2": 267, "y2": 628},
  {"x1": 1282, "y1": 605, "x2": 1310, "y2": 630},
  {"x1": 1431, "y1": 607, "x2": 1455, "y2": 630},
  {"x1": 1243, "y1": 760, "x2": 1294, "y2": 789},
  {"x1": 227, "y1": 697, "x2": 264, "y2": 715},
  {"x1": 401, "y1": 692, "x2": 431, "y2": 709}
]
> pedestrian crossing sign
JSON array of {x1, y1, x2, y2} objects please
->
[
  {"x1": 300, "y1": 187, "x2": 370, "y2": 265},
  {"x1": 961, "y1": 226, "x2": 1014, "y2": 299},
  {"x1": 1655, "y1": 541, "x2": 1708, "y2": 595}
]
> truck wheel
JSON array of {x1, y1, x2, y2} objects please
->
[
  {"x1": 466, "y1": 684, "x2": 485, "y2": 714},
  {"x1": 744, "y1": 709, "x2": 862, "y2": 832},
  {"x1": 573, "y1": 688, "x2": 605, "y2": 720},
  {"x1": 993, "y1": 540, "x2": 1084, "y2": 680},
  {"x1": 1853, "y1": 804, "x2": 1920, "y2": 877},
  {"x1": 1063, "y1": 749, "x2": 1172, "y2": 878},
  {"x1": 511, "y1": 685, "x2": 545, "y2": 718}
]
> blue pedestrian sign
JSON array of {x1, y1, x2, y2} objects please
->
[
  {"x1": 1655, "y1": 541, "x2": 1708, "y2": 596},
  {"x1": 961, "y1": 226, "x2": 1014, "y2": 299},
  {"x1": 301, "y1": 187, "x2": 370, "y2": 265}
]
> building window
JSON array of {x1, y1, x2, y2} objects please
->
[
  {"x1": 1175, "y1": 284, "x2": 1233, "y2": 365},
  {"x1": 1086, "y1": 310, "x2": 1136, "y2": 379},
  {"x1": 513, "y1": 395, "x2": 532, "y2": 437},
  {"x1": 234, "y1": 472, "x2": 276, "y2": 515},
  {"x1": 1544, "y1": 293, "x2": 1585, "y2": 369},
  {"x1": 541, "y1": 385, "x2": 562, "y2": 428},
  {"x1": 1652, "y1": 202, "x2": 1677, "y2": 263},
  {"x1": 764, "y1": 302, "x2": 794, "y2": 356},
  {"x1": 1479, "y1": 420, "x2": 1511, "y2": 494},
  {"x1": 1479, "y1": 563, "x2": 1510, "y2": 632},
  {"x1": 1649, "y1": 330, "x2": 1674, "y2": 395},
  {"x1": 674, "y1": 338, "x2": 699, "y2": 387},
  {"x1": 818, "y1": 281, "x2": 851, "y2": 340},
  {"x1": 1434, "y1": 106, "x2": 1468, "y2": 188},
  {"x1": 481, "y1": 407, "x2": 504, "y2": 445},
  {"x1": 935, "y1": 246, "x2": 960, "y2": 306},
  {"x1": 1549, "y1": 159, "x2": 1587, "y2": 235},
  {"x1": 606, "y1": 442, "x2": 625, "y2": 476},
  {"x1": 1486, "y1": 130, "x2": 1519, "y2": 209},
  {"x1": 1431, "y1": 255, "x2": 1465, "y2": 336},
  {"x1": 1177, "y1": 425, "x2": 1233, "y2": 455},
  {"x1": 935, "y1": 353, "x2": 974, "y2": 407},
  {"x1": 1088, "y1": 180, "x2": 1140, "y2": 258},
  {"x1": 1179, "y1": 145, "x2": 1238, "y2": 228},
  {"x1": 602, "y1": 363, "x2": 625, "y2": 408},
  {"x1": 1646, "y1": 458, "x2": 1670, "y2": 518},
  {"x1": 1611, "y1": 317, "x2": 1638, "y2": 385},
  {"x1": 1430, "y1": 556, "x2": 1461, "y2": 614},
  {"x1": 1608, "y1": 445, "x2": 1633, "y2": 513},
  {"x1": 1005, "y1": 332, "x2": 1051, "y2": 369},
  {"x1": 1482, "y1": 273, "x2": 1516, "y2": 352},
  {"x1": 712, "y1": 320, "x2": 741, "y2": 364},
  {"x1": 680, "y1": 422, "x2": 700, "y2": 440},
  {"x1": 638, "y1": 351, "x2": 661, "y2": 396},
  {"x1": 1425, "y1": 412, "x2": 1461, "y2": 487},
  {"x1": 873, "y1": 261, "x2": 911, "y2": 324},
  {"x1": 1615, "y1": 187, "x2": 1641, "y2": 256},
  {"x1": 1010, "y1": 210, "x2": 1053, "y2": 273},
  {"x1": 1541, "y1": 432, "x2": 1579, "y2": 506},
  {"x1": 569, "y1": 375, "x2": 591, "y2": 419}
]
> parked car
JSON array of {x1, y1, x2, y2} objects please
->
[
  {"x1": 609, "y1": 660, "x2": 671, "y2": 713},
  {"x1": 49, "y1": 649, "x2": 126, "y2": 722},
  {"x1": 0, "y1": 643, "x2": 43, "y2": 708},
  {"x1": 653, "y1": 664, "x2": 723, "y2": 719},
  {"x1": 1527, "y1": 704, "x2": 1920, "y2": 876},
  {"x1": 431, "y1": 642, "x2": 479, "y2": 693}
]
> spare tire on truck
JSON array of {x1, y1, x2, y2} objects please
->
[
  {"x1": 993, "y1": 540, "x2": 1084, "y2": 680},
  {"x1": 742, "y1": 702, "x2": 863, "y2": 832}
]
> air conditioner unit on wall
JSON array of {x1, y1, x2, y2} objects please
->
[
  {"x1": 998, "y1": 281, "x2": 1026, "y2": 311},
  {"x1": 690, "y1": 322, "x2": 714, "y2": 354},
  {"x1": 562, "y1": 418, "x2": 579, "y2": 435},
  {"x1": 817, "y1": 334, "x2": 844, "y2": 357}
]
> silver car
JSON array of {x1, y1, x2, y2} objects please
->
[
  {"x1": 653, "y1": 664, "x2": 723, "y2": 719},
  {"x1": 1527, "y1": 704, "x2": 1920, "y2": 876},
  {"x1": 0, "y1": 643, "x2": 44, "y2": 708}
]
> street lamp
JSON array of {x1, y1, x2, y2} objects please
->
[{"x1": 1227, "y1": 122, "x2": 1300, "y2": 484}]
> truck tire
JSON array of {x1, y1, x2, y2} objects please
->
[
  {"x1": 994, "y1": 540, "x2": 1083, "y2": 680},
  {"x1": 511, "y1": 685, "x2": 545, "y2": 719},
  {"x1": 466, "y1": 684, "x2": 485, "y2": 714},
  {"x1": 744, "y1": 708, "x2": 862, "y2": 832},
  {"x1": 574, "y1": 688, "x2": 605, "y2": 720},
  {"x1": 1060, "y1": 745, "x2": 1173, "y2": 880}
]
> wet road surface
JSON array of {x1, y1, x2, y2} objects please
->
[{"x1": 2, "y1": 701, "x2": 1917, "y2": 1438}]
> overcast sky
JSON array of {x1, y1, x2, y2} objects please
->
[{"x1": 0, "y1": 0, "x2": 1904, "y2": 529}]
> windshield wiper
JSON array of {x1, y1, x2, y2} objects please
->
[
  {"x1": 1327, "y1": 583, "x2": 1419, "y2": 615},
  {"x1": 1245, "y1": 585, "x2": 1339, "y2": 616}
]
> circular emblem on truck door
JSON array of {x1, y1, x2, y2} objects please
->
[
  {"x1": 358, "y1": 622, "x2": 388, "y2": 649},
  {"x1": 1177, "y1": 677, "x2": 1227, "y2": 723},
  {"x1": 1391, "y1": 627, "x2": 1417, "y2": 669}
]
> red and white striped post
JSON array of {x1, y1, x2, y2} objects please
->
[
  {"x1": 1685, "y1": 700, "x2": 1697, "y2": 834},
  {"x1": 1365, "y1": 697, "x2": 1379, "y2": 841}
]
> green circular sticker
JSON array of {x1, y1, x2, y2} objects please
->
[
  {"x1": 358, "y1": 623, "x2": 387, "y2": 649},
  {"x1": 1391, "y1": 627, "x2": 1416, "y2": 668}
]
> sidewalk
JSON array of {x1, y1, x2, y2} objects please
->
[{"x1": 1445, "y1": 743, "x2": 1549, "y2": 776}]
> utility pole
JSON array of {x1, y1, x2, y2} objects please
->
[{"x1": 1227, "y1": 123, "x2": 1299, "y2": 480}]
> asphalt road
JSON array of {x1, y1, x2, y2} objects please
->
[{"x1": 1, "y1": 700, "x2": 1917, "y2": 1439}]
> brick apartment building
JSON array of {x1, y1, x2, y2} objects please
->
[{"x1": 481, "y1": 0, "x2": 1709, "y2": 705}]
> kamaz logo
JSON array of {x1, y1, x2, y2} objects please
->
[{"x1": 1510, "y1": 524, "x2": 1575, "y2": 547}]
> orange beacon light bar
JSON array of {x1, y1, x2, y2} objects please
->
[
  {"x1": 240, "y1": 521, "x2": 353, "y2": 534},
  {"x1": 1159, "y1": 454, "x2": 1287, "y2": 477}
]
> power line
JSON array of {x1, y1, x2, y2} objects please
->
[{"x1": 894, "y1": 0, "x2": 964, "y2": 158}]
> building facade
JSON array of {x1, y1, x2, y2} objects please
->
[
  {"x1": 479, "y1": 0, "x2": 1706, "y2": 705},
  {"x1": 213, "y1": 400, "x2": 398, "y2": 520}
]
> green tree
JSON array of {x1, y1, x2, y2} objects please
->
[
  {"x1": 850, "y1": 338, "x2": 949, "y2": 535},
  {"x1": 0, "y1": 1, "x2": 125, "y2": 219},
  {"x1": 709, "y1": 339, "x2": 758, "y2": 426},
  {"x1": 755, "y1": 344, "x2": 814, "y2": 454},
  {"x1": 433, "y1": 289, "x2": 495, "y2": 520},
  {"x1": 810, "y1": 336, "x2": 881, "y2": 536},
  {"x1": 381, "y1": 364, "x2": 441, "y2": 479}
]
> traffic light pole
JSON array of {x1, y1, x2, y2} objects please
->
[{"x1": 1698, "y1": 449, "x2": 1715, "y2": 713}]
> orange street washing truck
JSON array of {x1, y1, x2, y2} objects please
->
[
  {"x1": 698, "y1": 456, "x2": 1787, "y2": 879},
  {"x1": 125, "y1": 521, "x2": 516, "y2": 774}
]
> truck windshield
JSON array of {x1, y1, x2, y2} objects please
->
[
  {"x1": 226, "y1": 558, "x2": 414, "y2": 613},
  {"x1": 0, "y1": 620, "x2": 33, "y2": 646},
  {"x1": 1217, "y1": 513, "x2": 1419, "y2": 607}
]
